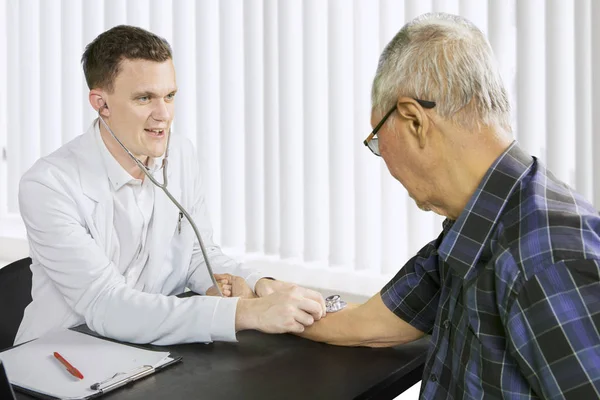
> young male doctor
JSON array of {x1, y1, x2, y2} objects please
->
[{"x1": 15, "y1": 25, "x2": 325, "y2": 346}]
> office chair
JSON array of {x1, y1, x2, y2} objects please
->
[
  {"x1": 0, "y1": 360, "x2": 16, "y2": 400},
  {"x1": 0, "y1": 257, "x2": 32, "y2": 351}
]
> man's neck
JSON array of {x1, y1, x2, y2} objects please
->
[
  {"x1": 434, "y1": 129, "x2": 513, "y2": 220},
  {"x1": 99, "y1": 122, "x2": 148, "y2": 180}
]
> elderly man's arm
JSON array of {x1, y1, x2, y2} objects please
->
[
  {"x1": 297, "y1": 293, "x2": 425, "y2": 347},
  {"x1": 297, "y1": 226, "x2": 452, "y2": 347}
]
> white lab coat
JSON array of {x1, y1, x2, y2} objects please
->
[{"x1": 15, "y1": 121, "x2": 265, "y2": 345}]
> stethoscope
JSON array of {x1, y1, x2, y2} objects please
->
[
  {"x1": 325, "y1": 295, "x2": 347, "y2": 313},
  {"x1": 98, "y1": 107, "x2": 348, "y2": 310},
  {"x1": 97, "y1": 110, "x2": 224, "y2": 297}
]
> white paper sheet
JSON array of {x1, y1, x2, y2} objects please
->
[{"x1": 0, "y1": 329, "x2": 171, "y2": 399}]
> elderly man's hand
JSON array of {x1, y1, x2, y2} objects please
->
[{"x1": 255, "y1": 279, "x2": 327, "y2": 317}]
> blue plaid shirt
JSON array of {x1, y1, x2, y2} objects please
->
[{"x1": 381, "y1": 142, "x2": 600, "y2": 399}]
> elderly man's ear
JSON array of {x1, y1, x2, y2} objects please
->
[{"x1": 395, "y1": 97, "x2": 430, "y2": 148}]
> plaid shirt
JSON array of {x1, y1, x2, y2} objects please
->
[{"x1": 381, "y1": 142, "x2": 600, "y2": 399}]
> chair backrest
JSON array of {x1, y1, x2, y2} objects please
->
[
  {"x1": 0, "y1": 360, "x2": 16, "y2": 400},
  {"x1": 0, "y1": 257, "x2": 32, "y2": 351}
]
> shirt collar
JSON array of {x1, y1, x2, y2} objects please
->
[
  {"x1": 438, "y1": 141, "x2": 535, "y2": 280},
  {"x1": 94, "y1": 119, "x2": 164, "y2": 191}
]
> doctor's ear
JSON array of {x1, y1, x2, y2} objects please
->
[{"x1": 89, "y1": 91, "x2": 110, "y2": 117}]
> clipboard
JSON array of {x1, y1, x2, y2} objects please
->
[
  {"x1": 11, "y1": 357, "x2": 182, "y2": 400},
  {"x1": 0, "y1": 329, "x2": 182, "y2": 399}
]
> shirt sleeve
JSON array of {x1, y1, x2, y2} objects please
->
[
  {"x1": 380, "y1": 225, "x2": 448, "y2": 334},
  {"x1": 505, "y1": 259, "x2": 600, "y2": 399}
]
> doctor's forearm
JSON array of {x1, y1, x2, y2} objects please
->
[{"x1": 85, "y1": 284, "x2": 238, "y2": 345}]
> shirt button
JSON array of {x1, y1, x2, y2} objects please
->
[
  {"x1": 430, "y1": 374, "x2": 438, "y2": 382},
  {"x1": 443, "y1": 320, "x2": 450, "y2": 329}
]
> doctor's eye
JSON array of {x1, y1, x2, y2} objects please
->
[
  {"x1": 137, "y1": 96, "x2": 150, "y2": 103},
  {"x1": 165, "y1": 92, "x2": 176, "y2": 101}
]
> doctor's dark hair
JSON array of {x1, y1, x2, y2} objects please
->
[{"x1": 81, "y1": 25, "x2": 172, "y2": 92}]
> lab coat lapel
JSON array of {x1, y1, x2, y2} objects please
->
[{"x1": 73, "y1": 124, "x2": 114, "y2": 255}]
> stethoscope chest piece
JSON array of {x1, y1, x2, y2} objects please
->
[{"x1": 325, "y1": 295, "x2": 347, "y2": 313}]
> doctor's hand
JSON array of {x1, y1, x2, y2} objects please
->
[
  {"x1": 230, "y1": 275, "x2": 258, "y2": 299},
  {"x1": 255, "y1": 279, "x2": 326, "y2": 317},
  {"x1": 235, "y1": 286, "x2": 325, "y2": 334},
  {"x1": 206, "y1": 274, "x2": 257, "y2": 299},
  {"x1": 206, "y1": 274, "x2": 232, "y2": 297}
]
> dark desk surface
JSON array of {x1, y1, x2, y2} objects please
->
[
  {"x1": 16, "y1": 329, "x2": 428, "y2": 400},
  {"x1": 15, "y1": 290, "x2": 429, "y2": 399}
]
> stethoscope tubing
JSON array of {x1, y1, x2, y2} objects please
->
[{"x1": 98, "y1": 114, "x2": 224, "y2": 297}]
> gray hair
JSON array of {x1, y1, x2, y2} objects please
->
[{"x1": 372, "y1": 12, "x2": 511, "y2": 131}]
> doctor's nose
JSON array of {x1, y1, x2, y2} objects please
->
[{"x1": 151, "y1": 100, "x2": 172, "y2": 122}]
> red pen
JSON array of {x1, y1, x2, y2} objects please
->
[{"x1": 53, "y1": 352, "x2": 84, "y2": 380}]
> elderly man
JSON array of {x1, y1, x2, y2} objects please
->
[{"x1": 299, "y1": 13, "x2": 600, "y2": 399}]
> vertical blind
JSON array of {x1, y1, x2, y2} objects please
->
[{"x1": 0, "y1": 0, "x2": 597, "y2": 291}]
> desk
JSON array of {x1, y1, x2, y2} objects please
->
[
  {"x1": 15, "y1": 289, "x2": 429, "y2": 400},
  {"x1": 15, "y1": 330, "x2": 428, "y2": 400}
]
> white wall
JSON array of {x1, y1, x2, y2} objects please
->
[{"x1": 0, "y1": 0, "x2": 597, "y2": 297}]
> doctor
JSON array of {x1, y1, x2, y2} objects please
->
[{"x1": 16, "y1": 25, "x2": 325, "y2": 346}]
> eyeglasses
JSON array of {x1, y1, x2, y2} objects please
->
[{"x1": 363, "y1": 99, "x2": 436, "y2": 156}]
